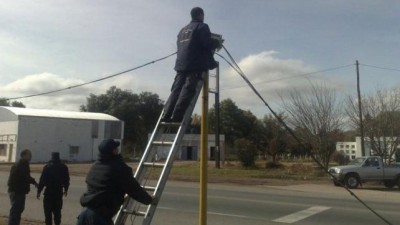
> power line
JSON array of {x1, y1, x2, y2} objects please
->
[
  {"x1": 359, "y1": 63, "x2": 400, "y2": 72},
  {"x1": 5, "y1": 52, "x2": 177, "y2": 101}
]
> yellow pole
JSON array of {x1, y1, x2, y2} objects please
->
[{"x1": 199, "y1": 71, "x2": 209, "y2": 225}]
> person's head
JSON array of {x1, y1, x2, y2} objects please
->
[
  {"x1": 98, "y1": 139, "x2": 120, "y2": 156},
  {"x1": 191, "y1": 7, "x2": 204, "y2": 22},
  {"x1": 20, "y1": 149, "x2": 32, "y2": 162},
  {"x1": 51, "y1": 152, "x2": 60, "y2": 162}
]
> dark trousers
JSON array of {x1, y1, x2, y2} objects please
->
[
  {"x1": 76, "y1": 207, "x2": 113, "y2": 225},
  {"x1": 8, "y1": 192, "x2": 25, "y2": 225},
  {"x1": 43, "y1": 194, "x2": 63, "y2": 225},
  {"x1": 163, "y1": 71, "x2": 202, "y2": 120}
]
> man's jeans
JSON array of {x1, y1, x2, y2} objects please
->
[{"x1": 8, "y1": 192, "x2": 26, "y2": 225}]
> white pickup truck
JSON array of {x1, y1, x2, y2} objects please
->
[{"x1": 328, "y1": 156, "x2": 400, "y2": 189}]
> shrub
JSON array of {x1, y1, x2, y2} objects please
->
[
  {"x1": 235, "y1": 139, "x2": 257, "y2": 168},
  {"x1": 265, "y1": 161, "x2": 285, "y2": 169}
]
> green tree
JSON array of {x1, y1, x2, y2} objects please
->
[
  {"x1": 208, "y1": 99, "x2": 263, "y2": 160},
  {"x1": 0, "y1": 98, "x2": 26, "y2": 107},
  {"x1": 81, "y1": 86, "x2": 163, "y2": 155},
  {"x1": 209, "y1": 98, "x2": 259, "y2": 146},
  {"x1": 235, "y1": 138, "x2": 257, "y2": 168}
]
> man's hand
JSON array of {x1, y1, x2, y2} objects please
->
[
  {"x1": 151, "y1": 195, "x2": 158, "y2": 205},
  {"x1": 36, "y1": 193, "x2": 40, "y2": 200},
  {"x1": 63, "y1": 191, "x2": 68, "y2": 197}
]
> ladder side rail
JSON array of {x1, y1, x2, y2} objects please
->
[
  {"x1": 134, "y1": 112, "x2": 165, "y2": 181},
  {"x1": 114, "y1": 113, "x2": 164, "y2": 225},
  {"x1": 141, "y1": 77, "x2": 205, "y2": 225}
]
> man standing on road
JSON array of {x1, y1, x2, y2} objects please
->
[
  {"x1": 162, "y1": 7, "x2": 222, "y2": 122},
  {"x1": 7, "y1": 149, "x2": 38, "y2": 225},
  {"x1": 76, "y1": 139, "x2": 153, "y2": 225},
  {"x1": 37, "y1": 152, "x2": 70, "y2": 225}
]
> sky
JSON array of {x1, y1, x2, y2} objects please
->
[{"x1": 1, "y1": 0, "x2": 399, "y2": 118}]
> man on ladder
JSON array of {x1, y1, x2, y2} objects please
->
[
  {"x1": 113, "y1": 7, "x2": 223, "y2": 225},
  {"x1": 162, "y1": 7, "x2": 222, "y2": 122}
]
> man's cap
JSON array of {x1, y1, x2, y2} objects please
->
[
  {"x1": 191, "y1": 7, "x2": 204, "y2": 20},
  {"x1": 51, "y1": 152, "x2": 60, "y2": 161},
  {"x1": 98, "y1": 139, "x2": 120, "y2": 155}
]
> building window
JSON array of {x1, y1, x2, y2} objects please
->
[
  {"x1": 351, "y1": 145, "x2": 355, "y2": 149},
  {"x1": 0, "y1": 144, "x2": 6, "y2": 156},
  {"x1": 351, "y1": 156, "x2": 355, "y2": 159},
  {"x1": 69, "y1": 146, "x2": 79, "y2": 155},
  {"x1": 345, "y1": 145, "x2": 349, "y2": 148},
  {"x1": 340, "y1": 145, "x2": 344, "y2": 148},
  {"x1": 352, "y1": 150, "x2": 356, "y2": 154},
  {"x1": 346, "y1": 150, "x2": 349, "y2": 154}
]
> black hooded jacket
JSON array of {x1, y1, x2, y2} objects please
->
[
  {"x1": 174, "y1": 19, "x2": 220, "y2": 72},
  {"x1": 80, "y1": 153, "x2": 152, "y2": 218},
  {"x1": 37, "y1": 159, "x2": 70, "y2": 196}
]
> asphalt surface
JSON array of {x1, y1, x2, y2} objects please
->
[{"x1": 0, "y1": 172, "x2": 399, "y2": 225}]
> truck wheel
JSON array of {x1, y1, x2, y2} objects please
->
[
  {"x1": 345, "y1": 174, "x2": 359, "y2": 189},
  {"x1": 383, "y1": 180, "x2": 395, "y2": 188},
  {"x1": 333, "y1": 180, "x2": 342, "y2": 187}
]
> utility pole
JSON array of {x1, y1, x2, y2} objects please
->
[
  {"x1": 199, "y1": 71, "x2": 209, "y2": 225},
  {"x1": 215, "y1": 62, "x2": 221, "y2": 169},
  {"x1": 356, "y1": 60, "x2": 365, "y2": 156},
  {"x1": 208, "y1": 63, "x2": 221, "y2": 169}
]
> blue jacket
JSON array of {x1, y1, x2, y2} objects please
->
[{"x1": 174, "y1": 19, "x2": 220, "y2": 72}]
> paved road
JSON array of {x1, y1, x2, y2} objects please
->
[{"x1": 0, "y1": 172, "x2": 399, "y2": 225}]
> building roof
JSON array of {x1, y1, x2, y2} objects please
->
[{"x1": 0, "y1": 106, "x2": 120, "y2": 121}]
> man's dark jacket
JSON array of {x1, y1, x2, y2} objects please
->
[
  {"x1": 174, "y1": 19, "x2": 220, "y2": 72},
  {"x1": 8, "y1": 160, "x2": 36, "y2": 194},
  {"x1": 37, "y1": 159, "x2": 70, "y2": 196},
  {"x1": 80, "y1": 154, "x2": 152, "y2": 218}
]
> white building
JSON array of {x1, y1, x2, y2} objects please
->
[
  {"x1": 337, "y1": 137, "x2": 400, "y2": 161},
  {"x1": 0, "y1": 106, "x2": 124, "y2": 163},
  {"x1": 152, "y1": 134, "x2": 225, "y2": 161},
  {"x1": 336, "y1": 141, "x2": 359, "y2": 160}
]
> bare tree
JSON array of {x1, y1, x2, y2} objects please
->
[
  {"x1": 346, "y1": 88, "x2": 400, "y2": 162},
  {"x1": 262, "y1": 114, "x2": 288, "y2": 165},
  {"x1": 280, "y1": 82, "x2": 344, "y2": 168}
]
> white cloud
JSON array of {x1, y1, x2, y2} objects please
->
[
  {"x1": 0, "y1": 72, "x2": 143, "y2": 111},
  {"x1": 218, "y1": 51, "x2": 351, "y2": 117}
]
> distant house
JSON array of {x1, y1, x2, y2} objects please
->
[
  {"x1": 150, "y1": 133, "x2": 225, "y2": 161},
  {"x1": 0, "y1": 106, "x2": 124, "y2": 163},
  {"x1": 336, "y1": 137, "x2": 400, "y2": 161}
]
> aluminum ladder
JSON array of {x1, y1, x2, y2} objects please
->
[{"x1": 113, "y1": 72, "x2": 206, "y2": 225}]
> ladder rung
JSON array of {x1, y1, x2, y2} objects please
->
[
  {"x1": 143, "y1": 185, "x2": 157, "y2": 192},
  {"x1": 143, "y1": 162, "x2": 165, "y2": 167},
  {"x1": 123, "y1": 209, "x2": 146, "y2": 216},
  {"x1": 160, "y1": 121, "x2": 181, "y2": 126},
  {"x1": 152, "y1": 141, "x2": 173, "y2": 146}
]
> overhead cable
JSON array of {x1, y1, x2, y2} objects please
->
[
  {"x1": 359, "y1": 63, "x2": 400, "y2": 72},
  {"x1": 5, "y1": 52, "x2": 177, "y2": 101}
]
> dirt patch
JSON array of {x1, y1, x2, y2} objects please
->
[{"x1": 0, "y1": 216, "x2": 42, "y2": 225}]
